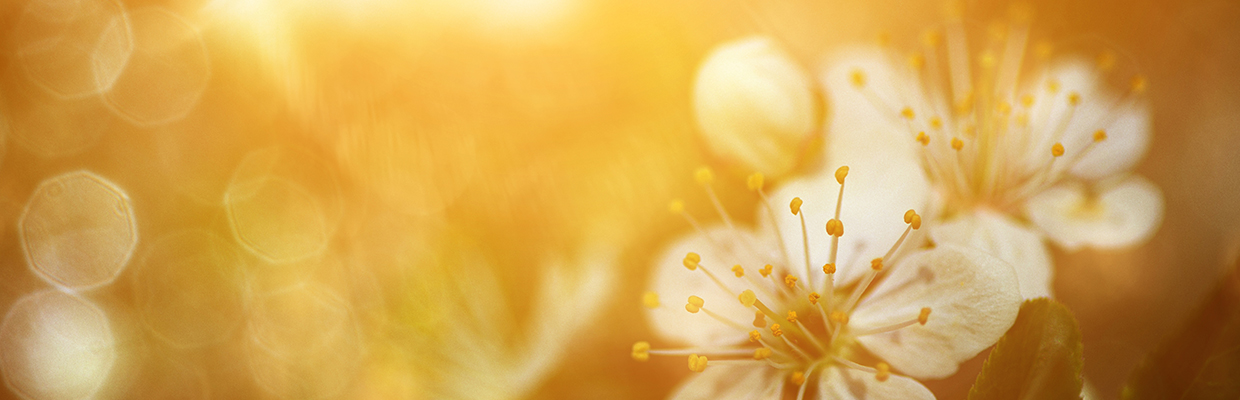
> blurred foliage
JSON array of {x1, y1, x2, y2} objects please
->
[{"x1": 969, "y1": 298, "x2": 1084, "y2": 400}]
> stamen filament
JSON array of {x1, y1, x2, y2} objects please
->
[
  {"x1": 793, "y1": 319, "x2": 829, "y2": 353},
  {"x1": 649, "y1": 348, "x2": 757, "y2": 357},
  {"x1": 834, "y1": 356, "x2": 877, "y2": 373},
  {"x1": 796, "y1": 361, "x2": 827, "y2": 400},
  {"x1": 757, "y1": 189, "x2": 793, "y2": 271},
  {"x1": 852, "y1": 317, "x2": 921, "y2": 337},
  {"x1": 701, "y1": 307, "x2": 749, "y2": 332}
]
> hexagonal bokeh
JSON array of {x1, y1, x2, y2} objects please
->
[
  {"x1": 19, "y1": 171, "x2": 138, "y2": 290},
  {"x1": 224, "y1": 147, "x2": 341, "y2": 264},
  {"x1": 0, "y1": 290, "x2": 116, "y2": 400},
  {"x1": 135, "y1": 230, "x2": 246, "y2": 348},
  {"x1": 247, "y1": 285, "x2": 361, "y2": 399}
]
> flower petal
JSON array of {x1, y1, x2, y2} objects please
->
[
  {"x1": 1026, "y1": 175, "x2": 1164, "y2": 250},
  {"x1": 669, "y1": 365, "x2": 782, "y2": 400},
  {"x1": 645, "y1": 226, "x2": 779, "y2": 347},
  {"x1": 694, "y1": 36, "x2": 818, "y2": 176},
  {"x1": 816, "y1": 365, "x2": 935, "y2": 400},
  {"x1": 930, "y1": 210, "x2": 1053, "y2": 299},
  {"x1": 850, "y1": 245, "x2": 1022, "y2": 379}
]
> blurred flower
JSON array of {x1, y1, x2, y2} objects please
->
[
  {"x1": 693, "y1": 37, "x2": 819, "y2": 176},
  {"x1": 638, "y1": 168, "x2": 1020, "y2": 398},
  {"x1": 819, "y1": 15, "x2": 1164, "y2": 298}
]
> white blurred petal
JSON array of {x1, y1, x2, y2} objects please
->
[
  {"x1": 930, "y1": 210, "x2": 1053, "y2": 299},
  {"x1": 646, "y1": 226, "x2": 778, "y2": 347},
  {"x1": 851, "y1": 245, "x2": 1022, "y2": 379},
  {"x1": 693, "y1": 36, "x2": 817, "y2": 176},
  {"x1": 1026, "y1": 175, "x2": 1164, "y2": 250},
  {"x1": 669, "y1": 365, "x2": 783, "y2": 400},
  {"x1": 816, "y1": 365, "x2": 935, "y2": 400}
]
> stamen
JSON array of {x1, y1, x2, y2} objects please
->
[
  {"x1": 753, "y1": 312, "x2": 766, "y2": 328},
  {"x1": 795, "y1": 361, "x2": 827, "y2": 400},
  {"x1": 850, "y1": 70, "x2": 867, "y2": 88},
  {"x1": 830, "y1": 311, "x2": 850, "y2": 326},
  {"x1": 642, "y1": 292, "x2": 660, "y2": 309},
  {"x1": 790, "y1": 371, "x2": 805, "y2": 385},
  {"x1": 754, "y1": 347, "x2": 772, "y2": 360},
  {"x1": 822, "y1": 263, "x2": 835, "y2": 274},
  {"x1": 688, "y1": 354, "x2": 708, "y2": 372},
  {"x1": 794, "y1": 197, "x2": 812, "y2": 280},
  {"x1": 919, "y1": 307, "x2": 932, "y2": 325},
  {"x1": 747, "y1": 173, "x2": 764, "y2": 191},
  {"x1": 685, "y1": 254, "x2": 737, "y2": 299},
  {"x1": 770, "y1": 323, "x2": 783, "y2": 337},
  {"x1": 685, "y1": 295, "x2": 704, "y2": 313},
  {"x1": 731, "y1": 265, "x2": 745, "y2": 278},
  {"x1": 808, "y1": 292, "x2": 821, "y2": 305},
  {"x1": 632, "y1": 341, "x2": 650, "y2": 361},
  {"x1": 951, "y1": 137, "x2": 964, "y2": 151},
  {"x1": 1051, "y1": 143, "x2": 1064, "y2": 157},
  {"x1": 786, "y1": 311, "x2": 798, "y2": 323},
  {"x1": 916, "y1": 131, "x2": 930, "y2": 146},
  {"x1": 668, "y1": 199, "x2": 685, "y2": 214},
  {"x1": 759, "y1": 265, "x2": 774, "y2": 278},
  {"x1": 844, "y1": 211, "x2": 918, "y2": 313},
  {"x1": 683, "y1": 253, "x2": 700, "y2": 270},
  {"x1": 784, "y1": 275, "x2": 799, "y2": 289},
  {"x1": 749, "y1": 330, "x2": 762, "y2": 342},
  {"x1": 696, "y1": 167, "x2": 735, "y2": 230},
  {"x1": 853, "y1": 307, "x2": 933, "y2": 337},
  {"x1": 833, "y1": 356, "x2": 874, "y2": 373},
  {"x1": 700, "y1": 306, "x2": 748, "y2": 331},
  {"x1": 876, "y1": 362, "x2": 891, "y2": 382},
  {"x1": 826, "y1": 219, "x2": 844, "y2": 236}
]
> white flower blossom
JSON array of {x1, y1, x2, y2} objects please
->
[{"x1": 637, "y1": 167, "x2": 1021, "y2": 399}]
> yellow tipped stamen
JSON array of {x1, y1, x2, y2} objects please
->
[
  {"x1": 770, "y1": 323, "x2": 783, "y2": 337},
  {"x1": 685, "y1": 295, "x2": 704, "y2": 314},
  {"x1": 1047, "y1": 79, "x2": 1061, "y2": 94},
  {"x1": 752, "y1": 312, "x2": 766, "y2": 328},
  {"x1": 738, "y1": 290, "x2": 757, "y2": 308},
  {"x1": 668, "y1": 199, "x2": 684, "y2": 214},
  {"x1": 790, "y1": 371, "x2": 805, "y2": 385},
  {"x1": 826, "y1": 219, "x2": 844, "y2": 237},
  {"x1": 749, "y1": 330, "x2": 761, "y2": 342},
  {"x1": 789, "y1": 197, "x2": 803, "y2": 215},
  {"x1": 786, "y1": 311, "x2": 798, "y2": 323},
  {"x1": 910, "y1": 214, "x2": 922, "y2": 230},
  {"x1": 919, "y1": 307, "x2": 932, "y2": 325},
  {"x1": 930, "y1": 117, "x2": 943, "y2": 130},
  {"x1": 754, "y1": 347, "x2": 772, "y2": 360},
  {"x1": 642, "y1": 292, "x2": 660, "y2": 309},
  {"x1": 876, "y1": 362, "x2": 891, "y2": 382},
  {"x1": 901, "y1": 107, "x2": 915, "y2": 120},
  {"x1": 850, "y1": 70, "x2": 867, "y2": 88},
  {"x1": 694, "y1": 167, "x2": 714, "y2": 185},
  {"x1": 731, "y1": 265, "x2": 745, "y2": 278},
  {"x1": 916, "y1": 131, "x2": 930, "y2": 146},
  {"x1": 1068, "y1": 92, "x2": 1081, "y2": 106},
  {"x1": 688, "y1": 354, "x2": 708, "y2": 372},
  {"x1": 1052, "y1": 143, "x2": 1065, "y2": 157},
  {"x1": 870, "y1": 257, "x2": 884, "y2": 271},
  {"x1": 808, "y1": 292, "x2": 821, "y2": 305},
  {"x1": 830, "y1": 311, "x2": 850, "y2": 326},
  {"x1": 1130, "y1": 75, "x2": 1148, "y2": 94},
  {"x1": 855, "y1": 308, "x2": 934, "y2": 336},
  {"x1": 683, "y1": 252, "x2": 700, "y2": 271},
  {"x1": 747, "y1": 173, "x2": 764, "y2": 191},
  {"x1": 631, "y1": 342, "x2": 650, "y2": 361},
  {"x1": 822, "y1": 263, "x2": 836, "y2": 274},
  {"x1": 784, "y1": 275, "x2": 798, "y2": 289},
  {"x1": 951, "y1": 137, "x2": 964, "y2": 151},
  {"x1": 759, "y1": 265, "x2": 773, "y2": 278},
  {"x1": 835, "y1": 166, "x2": 849, "y2": 184},
  {"x1": 908, "y1": 53, "x2": 925, "y2": 70},
  {"x1": 1093, "y1": 130, "x2": 1108, "y2": 142},
  {"x1": 1021, "y1": 94, "x2": 1035, "y2": 108}
]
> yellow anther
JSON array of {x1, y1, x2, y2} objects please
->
[
  {"x1": 642, "y1": 291, "x2": 660, "y2": 309},
  {"x1": 996, "y1": 101, "x2": 1012, "y2": 116},
  {"x1": 1093, "y1": 130, "x2": 1108, "y2": 142},
  {"x1": 919, "y1": 307, "x2": 932, "y2": 325},
  {"x1": 749, "y1": 330, "x2": 762, "y2": 342},
  {"x1": 759, "y1": 264, "x2": 773, "y2": 278},
  {"x1": 747, "y1": 173, "x2": 765, "y2": 191},
  {"x1": 951, "y1": 137, "x2": 964, "y2": 151},
  {"x1": 916, "y1": 131, "x2": 930, "y2": 146},
  {"x1": 850, "y1": 70, "x2": 867, "y2": 88},
  {"x1": 1046, "y1": 80, "x2": 1061, "y2": 94},
  {"x1": 784, "y1": 275, "x2": 798, "y2": 289},
  {"x1": 929, "y1": 117, "x2": 943, "y2": 130},
  {"x1": 901, "y1": 107, "x2": 915, "y2": 120},
  {"x1": 631, "y1": 341, "x2": 650, "y2": 361},
  {"x1": 822, "y1": 263, "x2": 836, "y2": 274},
  {"x1": 686, "y1": 295, "x2": 704, "y2": 314},
  {"x1": 754, "y1": 347, "x2": 772, "y2": 360},
  {"x1": 904, "y1": 209, "x2": 921, "y2": 229},
  {"x1": 1130, "y1": 75, "x2": 1148, "y2": 94},
  {"x1": 791, "y1": 371, "x2": 806, "y2": 385},
  {"x1": 876, "y1": 362, "x2": 891, "y2": 382},
  {"x1": 1096, "y1": 50, "x2": 1117, "y2": 71},
  {"x1": 786, "y1": 311, "x2": 798, "y2": 323},
  {"x1": 1035, "y1": 41, "x2": 1054, "y2": 59},
  {"x1": 668, "y1": 199, "x2": 684, "y2": 214},
  {"x1": 835, "y1": 166, "x2": 849, "y2": 184},
  {"x1": 830, "y1": 311, "x2": 850, "y2": 326},
  {"x1": 1021, "y1": 94, "x2": 1035, "y2": 108},
  {"x1": 739, "y1": 290, "x2": 757, "y2": 307},
  {"x1": 908, "y1": 53, "x2": 925, "y2": 70},
  {"x1": 688, "y1": 354, "x2": 708, "y2": 372},
  {"x1": 683, "y1": 252, "x2": 700, "y2": 271},
  {"x1": 731, "y1": 265, "x2": 745, "y2": 278},
  {"x1": 770, "y1": 323, "x2": 783, "y2": 337},
  {"x1": 1068, "y1": 92, "x2": 1081, "y2": 106},
  {"x1": 870, "y1": 257, "x2": 884, "y2": 271},
  {"x1": 826, "y1": 219, "x2": 844, "y2": 237},
  {"x1": 1052, "y1": 143, "x2": 1065, "y2": 157},
  {"x1": 694, "y1": 167, "x2": 714, "y2": 185},
  {"x1": 910, "y1": 214, "x2": 922, "y2": 230},
  {"x1": 808, "y1": 292, "x2": 821, "y2": 305},
  {"x1": 790, "y1": 197, "x2": 803, "y2": 215},
  {"x1": 753, "y1": 311, "x2": 766, "y2": 327}
]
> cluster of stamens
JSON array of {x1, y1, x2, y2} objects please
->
[
  {"x1": 635, "y1": 166, "x2": 931, "y2": 397},
  {"x1": 848, "y1": 17, "x2": 1147, "y2": 214}
]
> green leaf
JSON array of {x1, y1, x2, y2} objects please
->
[
  {"x1": 967, "y1": 298, "x2": 1084, "y2": 400},
  {"x1": 1122, "y1": 257, "x2": 1240, "y2": 400}
]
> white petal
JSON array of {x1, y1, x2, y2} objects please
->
[
  {"x1": 669, "y1": 365, "x2": 783, "y2": 400},
  {"x1": 1026, "y1": 175, "x2": 1164, "y2": 250},
  {"x1": 645, "y1": 226, "x2": 779, "y2": 347},
  {"x1": 816, "y1": 365, "x2": 935, "y2": 400},
  {"x1": 693, "y1": 36, "x2": 818, "y2": 176},
  {"x1": 930, "y1": 210, "x2": 1053, "y2": 299},
  {"x1": 850, "y1": 245, "x2": 1022, "y2": 379},
  {"x1": 1016, "y1": 58, "x2": 1151, "y2": 180}
]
